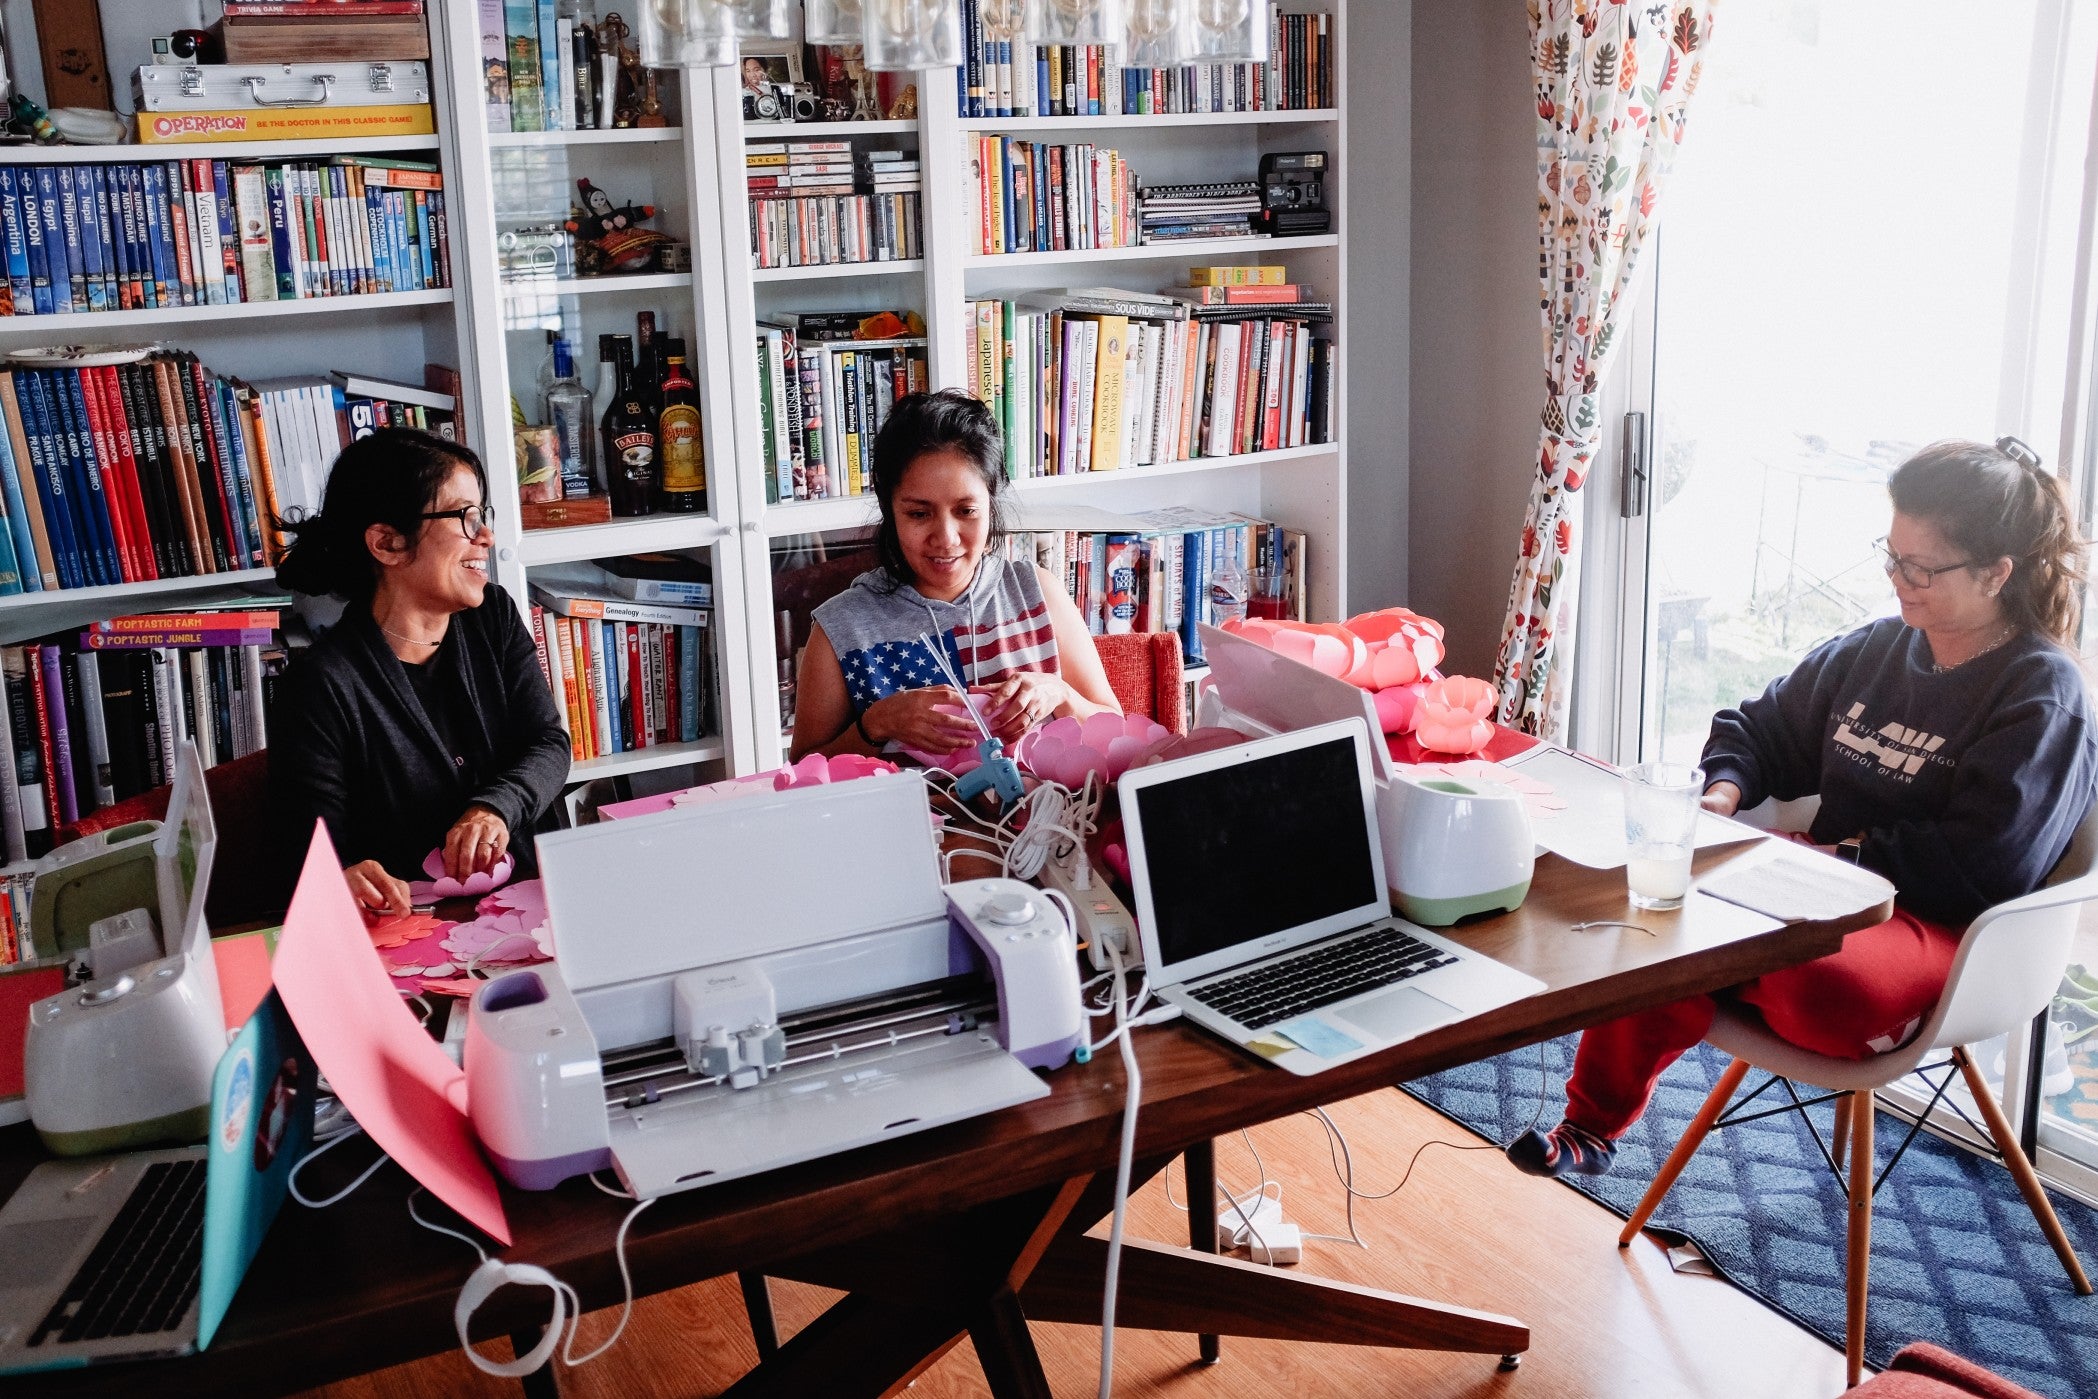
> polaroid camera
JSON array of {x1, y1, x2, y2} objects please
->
[
  {"x1": 23, "y1": 742, "x2": 225, "y2": 1155},
  {"x1": 1256, "y1": 151, "x2": 1332, "y2": 237}
]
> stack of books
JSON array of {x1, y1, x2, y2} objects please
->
[
  {"x1": 955, "y1": 4, "x2": 1333, "y2": 117},
  {"x1": 755, "y1": 316, "x2": 930, "y2": 503},
  {"x1": 527, "y1": 563, "x2": 712, "y2": 762},
  {"x1": 0, "y1": 156, "x2": 448, "y2": 317},
  {"x1": 970, "y1": 139, "x2": 1138, "y2": 255},
  {"x1": 478, "y1": 0, "x2": 602, "y2": 133},
  {"x1": 0, "y1": 353, "x2": 454, "y2": 596},
  {"x1": 965, "y1": 283, "x2": 1334, "y2": 480},
  {"x1": 748, "y1": 141, "x2": 923, "y2": 269},
  {"x1": 0, "y1": 605, "x2": 286, "y2": 860},
  {"x1": 995, "y1": 510, "x2": 1303, "y2": 663},
  {"x1": 1138, "y1": 180, "x2": 1262, "y2": 244},
  {"x1": 217, "y1": 0, "x2": 430, "y2": 63}
]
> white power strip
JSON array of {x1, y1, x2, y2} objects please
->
[{"x1": 1035, "y1": 853, "x2": 1140, "y2": 971}]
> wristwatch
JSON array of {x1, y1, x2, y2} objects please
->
[{"x1": 1835, "y1": 836, "x2": 1864, "y2": 865}]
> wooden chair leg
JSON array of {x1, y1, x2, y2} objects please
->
[
  {"x1": 1845, "y1": 1089, "x2": 1873, "y2": 1390},
  {"x1": 1953, "y1": 1046, "x2": 2094, "y2": 1295},
  {"x1": 1618, "y1": 1057, "x2": 1751, "y2": 1247},
  {"x1": 1831, "y1": 1093, "x2": 1853, "y2": 1172}
]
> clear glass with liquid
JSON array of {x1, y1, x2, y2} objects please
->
[{"x1": 1623, "y1": 762, "x2": 1704, "y2": 911}]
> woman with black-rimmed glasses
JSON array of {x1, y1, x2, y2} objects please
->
[
  {"x1": 1511, "y1": 437, "x2": 2097, "y2": 1179},
  {"x1": 268, "y1": 429, "x2": 569, "y2": 916}
]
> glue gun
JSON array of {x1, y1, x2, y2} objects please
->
[{"x1": 955, "y1": 737, "x2": 1027, "y2": 809}]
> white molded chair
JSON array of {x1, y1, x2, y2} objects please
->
[{"x1": 1620, "y1": 793, "x2": 2098, "y2": 1388}]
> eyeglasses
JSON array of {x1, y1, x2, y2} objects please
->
[
  {"x1": 1876, "y1": 538, "x2": 1974, "y2": 590},
  {"x1": 422, "y1": 503, "x2": 496, "y2": 541}
]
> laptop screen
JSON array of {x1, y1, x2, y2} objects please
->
[{"x1": 1128, "y1": 729, "x2": 1383, "y2": 973}]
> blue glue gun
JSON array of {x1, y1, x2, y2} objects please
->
[{"x1": 955, "y1": 737, "x2": 1027, "y2": 809}]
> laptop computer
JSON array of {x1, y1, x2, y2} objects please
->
[
  {"x1": 1118, "y1": 720, "x2": 1544, "y2": 1076},
  {"x1": 0, "y1": 986, "x2": 316, "y2": 1373}
]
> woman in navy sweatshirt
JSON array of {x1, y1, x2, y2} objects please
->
[
  {"x1": 1511, "y1": 438, "x2": 2095, "y2": 1178},
  {"x1": 268, "y1": 430, "x2": 569, "y2": 917}
]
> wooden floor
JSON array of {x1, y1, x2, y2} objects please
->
[{"x1": 302, "y1": 1088, "x2": 1849, "y2": 1399}]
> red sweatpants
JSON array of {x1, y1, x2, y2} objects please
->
[{"x1": 1563, "y1": 908, "x2": 1964, "y2": 1140}]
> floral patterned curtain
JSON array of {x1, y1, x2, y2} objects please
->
[{"x1": 1491, "y1": 0, "x2": 1718, "y2": 736}]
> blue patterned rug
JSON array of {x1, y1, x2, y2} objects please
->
[{"x1": 1403, "y1": 1037, "x2": 2098, "y2": 1398}]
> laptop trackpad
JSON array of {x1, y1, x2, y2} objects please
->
[
  {"x1": 0, "y1": 1217, "x2": 87, "y2": 1292},
  {"x1": 1333, "y1": 986, "x2": 1460, "y2": 1042}
]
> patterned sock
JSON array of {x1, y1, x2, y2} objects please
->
[{"x1": 1506, "y1": 1121, "x2": 1618, "y2": 1178}]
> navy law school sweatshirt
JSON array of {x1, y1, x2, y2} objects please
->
[{"x1": 1700, "y1": 616, "x2": 2096, "y2": 927}]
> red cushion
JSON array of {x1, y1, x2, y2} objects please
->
[
  {"x1": 1091, "y1": 632, "x2": 1185, "y2": 734},
  {"x1": 1847, "y1": 1343, "x2": 2047, "y2": 1399}
]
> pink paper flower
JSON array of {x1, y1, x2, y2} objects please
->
[
  {"x1": 1221, "y1": 617, "x2": 1366, "y2": 681},
  {"x1": 773, "y1": 752, "x2": 900, "y2": 789},
  {"x1": 899, "y1": 692, "x2": 997, "y2": 771},
  {"x1": 1413, "y1": 676, "x2": 1498, "y2": 756},
  {"x1": 1340, "y1": 608, "x2": 1447, "y2": 690},
  {"x1": 408, "y1": 848, "x2": 515, "y2": 902},
  {"x1": 1372, "y1": 680, "x2": 1433, "y2": 735},
  {"x1": 1014, "y1": 712, "x2": 1173, "y2": 787}
]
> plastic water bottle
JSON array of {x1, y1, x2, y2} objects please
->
[{"x1": 1209, "y1": 560, "x2": 1249, "y2": 627}]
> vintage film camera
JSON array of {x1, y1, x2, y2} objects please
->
[
  {"x1": 743, "y1": 82, "x2": 786, "y2": 122},
  {"x1": 1256, "y1": 151, "x2": 1331, "y2": 237},
  {"x1": 744, "y1": 81, "x2": 823, "y2": 123}
]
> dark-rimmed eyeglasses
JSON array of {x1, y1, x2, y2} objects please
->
[
  {"x1": 422, "y1": 503, "x2": 496, "y2": 540},
  {"x1": 1877, "y1": 537, "x2": 1974, "y2": 590}
]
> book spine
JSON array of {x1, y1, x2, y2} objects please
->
[
  {"x1": 16, "y1": 168, "x2": 50, "y2": 315},
  {"x1": 73, "y1": 650, "x2": 114, "y2": 809},
  {"x1": 38, "y1": 646, "x2": 74, "y2": 826},
  {"x1": 36, "y1": 168, "x2": 71, "y2": 313},
  {"x1": 0, "y1": 651, "x2": 24, "y2": 862},
  {"x1": 8, "y1": 650, "x2": 50, "y2": 850},
  {"x1": 57, "y1": 167, "x2": 88, "y2": 313}
]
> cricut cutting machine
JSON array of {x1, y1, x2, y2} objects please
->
[
  {"x1": 1196, "y1": 624, "x2": 1534, "y2": 925},
  {"x1": 465, "y1": 772, "x2": 1084, "y2": 1199}
]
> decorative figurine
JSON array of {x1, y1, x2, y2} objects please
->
[
  {"x1": 638, "y1": 68, "x2": 667, "y2": 127},
  {"x1": 565, "y1": 178, "x2": 676, "y2": 275}
]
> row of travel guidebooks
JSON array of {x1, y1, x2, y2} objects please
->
[{"x1": 527, "y1": 561, "x2": 714, "y2": 763}]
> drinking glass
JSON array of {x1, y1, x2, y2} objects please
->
[{"x1": 1623, "y1": 763, "x2": 1703, "y2": 911}]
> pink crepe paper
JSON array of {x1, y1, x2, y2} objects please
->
[
  {"x1": 1013, "y1": 712, "x2": 1173, "y2": 787},
  {"x1": 1340, "y1": 608, "x2": 1447, "y2": 691},
  {"x1": 774, "y1": 752, "x2": 900, "y2": 788},
  {"x1": 899, "y1": 692, "x2": 998, "y2": 771},
  {"x1": 1413, "y1": 676, "x2": 1498, "y2": 756},
  {"x1": 1221, "y1": 617, "x2": 1366, "y2": 681},
  {"x1": 408, "y1": 847, "x2": 515, "y2": 902}
]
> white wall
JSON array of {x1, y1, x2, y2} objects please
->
[
  {"x1": 1344, "y1": 0, "x2": 1410, "y2": 613},
  {"x1": 1407, "y1": 0, "x2": 1538, "y2": 678}
]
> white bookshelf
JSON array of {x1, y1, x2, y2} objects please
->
[
  {"x1": 0, "y1": 288, "x2": 455, "y2": 336},
  {"x1": 439, "y1": 1, "x2": 1348, "y2": 785},
  {"x1": 0, "y1": 134, "x2": 444, "y2": 164}
]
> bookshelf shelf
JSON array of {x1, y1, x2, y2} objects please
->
[
  {"x1": 0, "y1": 568, "x2": 283, "y2": 646},
  {"x1": 743, "y1": 120, "x2": 917, "y2": 139},
  {"x1": 762, "y1": 497, "x2": 880, "y2": 538},
  {"x1": 0, "y1": 288, "x2": 455, "y2": 336},
  {"x1": 962, "y1": 109, "x2": 1339, "y2": 134},
  {"x1": 1010, "y1": 443, "x2": 1338, "y2": 492},
  {"x1": 570, "y1": 736, "x2": 726, "y2": 782},
  {"x1": 751, "y1": 259, "x2": 927, "y2": 283},
  {"x1": 487, "y1": 127, "x2": 684, "y2": 147},
  {"x1": 518, "y1": 515, "x2": 731, "y2": 568},
  {"x1": 500, "y1": 272, "x2": 694, "y2": 300},
  {"x1": 965, "y1": 234, "x2": 1337, "y2": 270},
  {"x1": 0, "y1": 134, "x2": 444, "y2": 164}
]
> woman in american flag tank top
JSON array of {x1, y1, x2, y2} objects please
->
[{"x1": 793, "y1": 390, "x2": 1121, "y2": 761}]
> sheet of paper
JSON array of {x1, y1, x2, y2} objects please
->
[
  {"x1": 1696, "y1": 845, "x2": 1895, "y2": 924},
  {"x1": 271, "y1": 822, "x2": 511, "y2": 1245},
  {"x1": 1500, "y1": 745, "x2": 1761, "y2": 869}
]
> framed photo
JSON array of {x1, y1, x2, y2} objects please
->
[{"x1": 738, "y1": 42, "x2": 804, "y2": 96}]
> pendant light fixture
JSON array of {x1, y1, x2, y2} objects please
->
[{"x1": 861, "y1": 0, "x2": 964, "y2": 70}]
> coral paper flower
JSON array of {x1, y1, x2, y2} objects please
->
[
  {"x1": 1340, "y1": 608, "x2": 1446, "y2": 690},
  {"x1": 408, "y1": 848, "x2": 515, "y2": 901},
  {"x1": 1014, "y1": 712, "x2": 1172, "y2": 787},
  {"x1": 1413, "y1": 676, "x2": 1498, "y2": 756},
  {"x1": 1221, "y1": 617, "x2": 1367, "y2": 681}
]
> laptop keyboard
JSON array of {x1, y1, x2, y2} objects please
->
[
  {"x1": 28, "y1": 1158, "x2": 205, "y2": 1348},
  {"x1": 1188, "y1": 926, "x2": 1462, "y2": 1030}
]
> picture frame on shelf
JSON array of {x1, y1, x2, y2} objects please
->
[{"x1": 740, "y1": 42, "x2": 803, "y2": 125}]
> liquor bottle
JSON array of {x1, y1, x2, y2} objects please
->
[
  {"x1": 776, "y1": 609, "x2": 797, "y2": 729},
  {"x1": 655, "y1": 337, "x2": 705, "y2": 513},
  {"x1": 546, "y1": 338, "x2": 597, "y2": 498},
  {"x1": 594, "y1": 333, "x2": 621, "y2": 413},
  {"x1": 602, "y1": 338, "x2": 657, "y2": 516}
]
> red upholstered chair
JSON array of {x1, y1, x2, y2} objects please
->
[
  {"x1": 54, "y1": 750, "x2": 284, "y2": 928},
  {"x1": 1848, "y1": 1342, "x2": 2046, "y2": 1399},
  {"x1": 1089, "y1": 631, "x2": 1186, "y2": 733}
]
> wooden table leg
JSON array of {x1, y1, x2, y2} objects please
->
[
  {"x1": 738, "y1": 1272, "x2": 780, "y2": 1359},
  {"x1": 718, "y1": 1291, "x2": 971, "y2": 1399},
  {"x1": 1183, "y1": 1138, "x2": 1222, "y2": 1365},
  {"x1": 968, "y1": 1288, "x2": 1055, "y2": 1399},
  {"x1": 510, "y1": 1329, "x2": 560, "y2": 1399},
  {"x1": 1022, "y1": 1233, "x2": 1529, "y2": 1357}
]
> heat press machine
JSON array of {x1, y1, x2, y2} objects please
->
[
  {"x1": 22, "y1": 741, "x2": 227, "y2": 1154},
  {"x1": 465, "y1": 772, "x2": 1084, "y2": 1198},
  {"x1": 1195, "y1": 623, "x2": 1534, "y2": 925}
]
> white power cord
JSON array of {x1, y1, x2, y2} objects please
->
[{"x1": 1096, "y1": 934, "x2": 1142, "y2": 1399}]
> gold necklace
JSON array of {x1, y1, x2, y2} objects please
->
[
  {"x1": 1931, "y1": 623, "x2": 2017, "y2": 674},
  {"x1": 377, "y1": 617, "x2": 445, "y2": 648}
]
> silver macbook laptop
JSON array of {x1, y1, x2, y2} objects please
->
[{"x1": 1118, "y1": 720, "x2": 1544, "y2": 1075}]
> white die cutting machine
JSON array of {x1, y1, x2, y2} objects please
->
[{"x1": 464, "y1": 772, "x2": 1084, "y2": 1200}]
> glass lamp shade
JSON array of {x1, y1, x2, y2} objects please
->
[
  {"x1": 979, "y1": 0, "x2": 1027, "y2": 41},
  {"x1": 861, "y1": 0, "x2": 964, "y2": 70},
  {"x1": 735, "y1": 0, "x2": 792, "y2": 38},
  {"x1": 1123, "y1": 0, "x2": 1197, "y2": 66},
  {"x1": 1026, "y1": 0, "x2": 1124, "y2": 48},
  {"x1": 803, "y1": 0, "x2": 865, "y2": 45},
  {"x1": 1188, "y1": 0, "x2": 1268, "y2": 63},
  {"x1": 636, "y1": 0, "x2": 738, "y2": 67}
]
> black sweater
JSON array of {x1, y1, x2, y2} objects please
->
[
  {"x1": 1701, "y1": 617, "x2": 2095, "y2": 926},
  {"x1": 269, "y1": 585, "x2": 570, "y2": 884}
]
